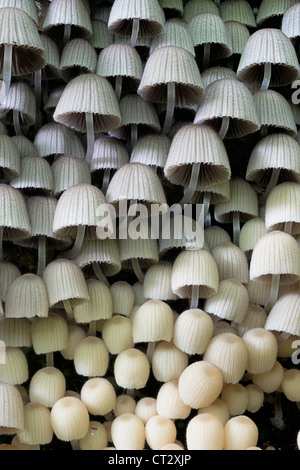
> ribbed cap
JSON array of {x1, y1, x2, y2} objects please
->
[
  {"x1": 0, "y1": 81, "x2": 36, "y2": 127},
  {"x1": 214, "y1": 177, "x2": 258, "y2": 223},
  {"x1": 282, "y1": 3, "x2": 300, "y2": 40},
  {"x1": 39, "y1": 33, "x2": 60, "y2": 80},
  {"x1": 0, "y1": 134, "x2": 20, "y2": 182},
  {"x1": 0, "y1": 184, "x2": 31, "y2": 240},
  {"x1": 212, "y1": 242, "x2": 249, "y2": 284},
  {"x1": 253, "y1": 89, "x2": 297, "y2": 137},
  {"x1": 239, "y1": 217, "x2": 268, "y2": 257},
  {"x1": 0, "y1": 260, "x2": 21, "y2": 302},
  {"x1": 225, "y1": 20, "x2": 250, "y2": 56},
  {"x1": 183, "y1": 0, "x2": 220, "y2": 23},
  {"x1": 194, "y1": 78, "x2": 260, "y2": 139},
  {"x1": 52, "y1": 155, "x2": 91, "y2": 197},
  {"x1": 0, "y1": 382, "x2": 24, "y2": 434},
  {"x1": 5, "y1": 273, "x2": 49, "y2": 319},
  {"x1": 246, "y1": 133, "x2": 300, "y2": 185},
  {"x1": 132, "y1": 299, "x2": 174, "y2": 343},
  {"x1": 73, "y1": 278, "x2": 113, "y2": 323},
  {"x1": 60, "y1": 38, "x2": 97, "y2": 82},
  {"x1": 130, "y1": 133, "x2": 171, "y2": 168},
  {"x1": 265, "y1": 182, "x2": 300, "y2": 234},
  {"x1": 34, "y1": 122, "x2": 85, "y2": 160},
  {"x1": 44, "y1": 85, "x2": 65, "y2": 118},
  {"x1": 119, "y1": 237, "x2": 159, "y2": 269},
  {"x1": 150, "y1": 18, "x2": 195, "y2": 56},
  {"x1": 220, "y1": 0, "x2": 256, "y2": 28},
  {"x1": 10, "y1": 156, "x2": 53, "y2": 194},
  {"x1": 42, "y1": 0, "x2": 93, "y2": 40},
  {"x1": 165, "y1": 124, "x2": 231, "y2": 189},
  {"x1": 159, "y1": 0, "x2": 184, "y2": 17},
  {"x1": 54, "y1": 73, "x2": 121, "y2": 133},
  {"x1": 204, "y1": 279, "x2": 249, "y2": 323},
  {"x1": 143, "y1": 261, "x2": 178, "y2": 301},
  {"x1": 237, "y1": 28, "x2": 300, "y2": 87},
  {"x1": 31, "y1": 312, "x2": 69, "y2": 355},
  {"x1": 172, "y1": 308, "x2": 213, "y2": 355},
  {"x1": 201, "y1": 65, "x2": 237, "y2": 88},
  {"x1": 11, "y1": 136, "x2": 37, "y2": 158},
  {"x1": 256, "y1": 0, "x2": 298, "y2": 27},
  {"x1": 0, "y1": 0, "x2": 39, "y2": 24},
  {"x1": 90, "y1": 19, "x2": 114, "y2": 50},
  {"x1": 0, "y1": 7, "x2": 45, "y2": 76},
  {"x1": 108, "y1": 0, "x2": 165, "y2": 38},
  {"x1": 73, "y1": 238, "x2": 121, "y2": 278},
  {"x1": 265, "y1": 292, "x2": 300, "y2": 336},
  {"x1": 138, "y1": 45, "x2": 204, "y2": 108}
]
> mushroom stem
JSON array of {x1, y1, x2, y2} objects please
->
[
  {"x1": 37, "y1": 235, "x2": 47, "y2": 278},
  {"x1": 92, "y1": 262, "x2": 110, "y2": 286},
  {"x1": 63, "y1": 24, "x2": 72, "y2": 44},
  {"x1": 130, "y1": 123, "x2": 138, "y2": 151},
  {"x1": 284, "y1": 221, "x2": 293, "y2": 235},
  {"x1": 46, "y1": 352, "x2": 54, "y2": 367},
  {"x1": 190, "y1": 285, "x2": 199, "y2": 309},
  {"x1": 101, "y1": 168, "x2": 111, "y2": 194},
  {"x1": 180, "y1": 163, "x2": 201, "y2": 205},
  {"x1": 270, "y1": 391, "x2": 285, "y2": 430},
  {"x1": 63, "y1": 299, "x2": 74, "y2": 318},
  {"x1": 0, "y1": 226, "x2": 3, "y2": 261},
  {"x1": 146, "y1": 341, "x2": 155, "y2": 363},
  {"x1": 261, "y1": 62, "x2": 272, "y2": 91},
  {"x1": 63, "y1": 225, "x2": 86, "y2": 260},
  {"x1": 85, "y1": 112, "x2": 95, "y2": 166},
  {"x1": 260, "y1": 168, "x2": 281, "y2": 206},
  {"x1": 265, "y1": 274, "x2": 280, "y2": 314},
  {"x1": 232, "y1": 211, "x2": 240, "y2": 246},
  {"x1": 219, "y1": 116, "x2": 230, "y2": 140},
  {"x1": 13, "y1": 110, "x2": 21, "y2": 136},
  {"x1": 34, "y1": 69, "x2": 42, "y2": 109},
  {"x1": 115, "y1": 75, "x2": 123, "y2": 102},
  {"x1": 130, "y1": 18, "x2": 140, "y2": 48},
  {"x1": 203, "y1": 193, "x2": 212, "y2": 227},
  {"x1": 88, "y1": 321, "x2": 97, "y2": 336},
  {"x1": 2, "y1": 44, "x2": 13, "y2": 101},
  {"x1": 70, "y1": 440, "x2": 81, "y2": 451},
  {"x1": 162, "y1": 81, "x2": 176, "y2": 136},
  {"x1": 203, "y1": 43, "x2": 210, "y2": 70},
  {"x1": 132, "y1": 257, "x2": 144, "y2": 282}
]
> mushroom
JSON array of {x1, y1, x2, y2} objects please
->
[
  {"x1": 156, "y1": 379, "x2": 191, "y2": 420},
  {"x1": 113, "y1": 347, "x2": 150, "y2": 396},
  {"x1": 16, "y1": 403, "x2": 53, "y2": 447},
  {"x1": 172, "y1": 308, "x2": 214, "y2": 355},
  {"x1": 29, "y1": 366, "x2": 66, "y2": 408},
  {"x1": 223, "y1": 415, "x2": 259, "y2": 450},
  {"x1": 264, "y1": 182, "x2": 300, "y2": 235},
  {"x1": 111, "y1": 413, "x2": 145, "y2": 450},
  {"x1": 150, "y1": 17, "x2": 195, "y2": 57},
  {"x1": 73, "y1": 335, "x2": 109, "y2": 378},
  {"x1": 52, "y1": 155, "x2": 91, "y2": 197},
  {"x1": 78, "y1": 421, "x2": 108, "y2": 451},
  {"x1": 151, "y1": 340, "x2": 188, "y2": 383},
  {"x1": 145, "y1": 414, "x2": 177, "y2": 450},
  {"x1": 0, "y1": 134, "x2": 20, "y2": 184},
  {"x1": 0, "y1": 81, "x2": 36, "y2": 135},
  {"x1": 186, "y1": 413, "x2": 225, "y2": 450},
  {"x1": 220, "y1": 0, "x2": 257, "y2": 29},
  {"x1": 80, "y1": 377, "x2": 117, "y2": 417},
  {"x1": 0, "y1": 381, "x2": 24, "y2": 435},
  {"x1": 59, "y1": 38, "x2": 98, "y2": 83},
  {"x1": 0, "y1": 346, "x2": 28, "y2": 386}
]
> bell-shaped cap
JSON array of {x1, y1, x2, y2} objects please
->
[
  {"x1": 0, "y1": 134, "x2": 20, "y2": 182},
  {"x1": 220, "y1": 0, "x2": 257, "y2": 28},
  {"x1": 265, "y1": 182, "x2": 300, "y2": 235},
  {"x1": 10, "y1": 156, "x2": 53, "y2": 194},
  {"x1": 34, "y1": 122, "x2": 85, "y2": 160},
  {"x1": 60, "y1": 38, "x2": 97, "y2": 82},
  {"x1": 52, "y1": 156, "x2": 91, "y2": 197},
  {"x1": 265, "y1": 292, "x2": 300, "y2": 337},
  {"x1": 5, "y1": 273, "x2": 49, "y2": 319},
  {"x1": 0, "y1": 382, "x2": 24, "y2": 434},
  {"x1": 0, "y1": 184, "x2": 31, "y2": 241}
]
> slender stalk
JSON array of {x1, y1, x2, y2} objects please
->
[
  {"x1": 93, "y1": 262, "x2": 110, "y2": 286},
  {"x1": 180, "y1": 163, "x2": 201, "y2": 205},
  {"x1": 146, "y1": 341, "x2": 155, "y2": 363},
  {"x1": 63, "y1": 24, "x2": 72, "y2": 44},
  {"x1": 0, "y1": 226, "x2": 3, "y2": 261},
  {"x1": 261, "y1": 62, "x2": 272, "y2": 91},
  {"x1": 232, "y1": 211, "x2": 240, "y2": 246},
  {"x1": 203, "y1": 43, "x2": 210, "y2": 70},
  {"x1": 63, "y1": 225, "x2": 86, "y2": 260},
  {"x1": 162, "y1": 82, "x2": 176, "y2": 136},
  {"x1": 13, "y1": 110, "x2": 21, "y2": 136},
  {"x1": 37, "y1": 235, "x2": 47, "y2": 278},
  {"x1": 85, "y1": 112, "x2": 95, "y2": 166},
  {"x1": 130, "y1": 123, "x2": 138, "y2": 152},
  {"x1": 190, "y1": 285, "x2": 199, "y2": 310},
  {"x1": 34, "y1": 69, "x2": 42, "y2": 109},
  {"x1": 132, "y1": 257, "x2": 144, "y2": 282},
  {"x1": 63, "y1": 299, "x2": 74, "y2": 318},
  {"x1": 2, "y1": 44, "x2": 13, "y2": 101},
  {"x1": 284, "y1": 221, "x2": 293, "y2": 235},
  {"x1": 265, "y1": 273, "x2": 280, "y2": 313},
  {"x1": 219, "y1": 116, "x2": 230, "y2": 140},
  {"x1": 260, "y1": 168, "x2": 281, "y2": 206},
  {"x1": 88, "y1": 321, "x2": 97, "y2": 336},
  {"x1": 203, "y1": 193, "x2": 211, "y2": 227},
  {"x1": 130, "y1": 18, "x2": 140, "y2": 48},
  {"x1": 70, "y1": 440, "x2": 81, "y2": 450},
  {"x1": 101, "y1": 168, "x2": 111, "y2": 194},
  {"x1": 270, "y1": 392, "x2": 285, "y2": 430},
  {"x1": 46, "y1": 352, "x2": 54, "y2": 367},
  {"x1": 115, "y1": 75, "x2": 123, "y2": 102}
]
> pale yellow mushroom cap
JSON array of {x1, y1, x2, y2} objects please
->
[{"x1": 50, "y1": 396, "x2": 90, "y2": 442}]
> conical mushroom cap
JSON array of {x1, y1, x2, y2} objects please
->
[
  {"x1": 246, "y1": 133, "x2": 300, "y2": 185},
  {"x1": 42, "y1": 0, "x2": 93, "y2": 40},
  {"x1": 60, "y1": 38, "x2": 97, "y2": 83},
  {"x1": 265, "y1": 292, "x2": 300, "y2": 337},
  {"x1": 96, "y1": 43, "x2": 143, "y2": 93},
  {"x1": 0, "y1": 134, "x2": 20, "y2": 182},
  {"x1": 256, "y1": 0, "x2": 298, "y2": 27},
  {"x1": 0, "y1": 7, "x2": 45, "y2": 76},
  {"x1": 138, "y1": 45, "x2": 204, "y2": 108},
  {"x1": 43, "y1": 258, "x2": 89, "y2": 308},
  {"x1": 39, "y1": 33, "x2": 60, "y2": 80},
  {"x1": 214, "y1": 177, "x2": 258, "y2": 223},
  {"x1": 108, "y1": 0, "x2": 165, "y2": 38},
  {"x1": 54, "y1": 73, "x2": 121, "y2": 133},
  {"x1": 225, "y1": 21, "x2": 250, "y2": 56},
  {"x1": 171, "y1": 248, "x2": 219, "y2": 299},
  {"x1": 90, "y1": 19, "x2": 114, "y2": 50},
  {"x1": 53, "y1": 183, "x2": 108, "y2": 240},
  {"x1": 106, "y1": 162, "x2": 166, "y2": 208},
  {"x1": 0, "y1": 184, "x2": 31, "y2": 241},
  {"x1": 0, "y1": 382, "x2": 24, "y2": 434},
  {"x1": 265, "y1": 182, "x2": 300, "y2": 235},
  {"x1": 90, "y1": 136, "x2": 129, "y2": 172},
  {"x1": 52, "y1": 155, "x2": 91, "y2": 197},
  {"x1": 220, "y1": 0, "x2": 257, "y2": 28},
  {"x1": 164, "y1": 124, "x2": 231, "y2": 189},
  {"x1": 194, "y1": 78, "x2": 260, "y2": 139},
  {"x1": 0, "y1": 81, "x2": 36, "y2": 128},
  {"x1": 5, "y1": 273, "x2": 49, "y2": 319},
  {"x1": 34, "y1": 122, "x2": 85, "y2": 160},
  {"x1": 150, "y1": 18, "x2": 195, "y2": 56},
  {"x1": 201, "y1": 65, "x2": 237, "y2": 88},
  {"x1": 282, "y1": 3, "x2": 300, "y2": 41},
  {"x1": 253, "y1": 89, "x2": 297, "y2": 138},
  {"x1": 183, "y1": 0, "x2": 220, "y2": 23},
  {"x1": 10, "y1": 156, "x2": 53, "y2": 194},
  {"x1": 187, "y1": 13, "x2": 232, "y2": 60},
  {"x1": 250, "y1": 230, "x2": 300, "y2": 285},
  {"x1": 130, "y1": 133, "x2": 171, "y2": 168},
  {"x1": 237, "y1": 28, "x2": 300, "y2": 87},
  {"x1": 73, "y1": 238, "x2": 121, "y2": 278}
]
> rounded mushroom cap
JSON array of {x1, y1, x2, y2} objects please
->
[
  {"x1": 50, "y1": 396, "x2": 90, "y2": 442},
  {"x1": 5, "y1": 273, "x2": 49, "y2": 319},
  {"x1": 60, "y1": 38, "x2": 97, "y2": 83},
  {"x1": 282, "y1": 2, "x2": 300, "y2": 40},
  {"x1": 151, "y1": 340, "x2": 189, "y2": 383},
  {"x1": 150, "y1": 17, "x2": 195, "y2": 56},
  {"x1": 0, "y1": 184, "x2": 31, "y2": 241},
  {"x1": 79, "y1": 420, "x2": 108, "y2": 451},
  {"x1": 156, "y1": 379, "x2": 191, "y2": 420},
  {"x1": 224, "y1": 415, "x2": 259, "y2": 450},
  {"x1": 212, "y1": 242, "x2": 249, "y2": 284},
  {"x1": 0, "y1": 346, "x2": 28, "y2": 385},
  {"x1": 16, "y1": 403, "x2": 53, "y2": 446},
  {"x1": 114, "y1": 348, "x2": 150, "y2": 390},
  {"x1": 73, "y1": 336, "x2": 109, "y2": 377},
  {"x1": 0, "y1": 81, "x2": 36, "y2": 128},
  {"x1": 145, "y1": 414, "x2": 177, "y2": 450},
  {"x1": 242, "y1": 327, "x2": 278, "y2": 374},
  {"x1": 220, "y1": 0, "x2": 257, "y2": 28},
  {"x1": 0, "y1": 134, "x2": 20, "y2": 183},
  {"x1": 10, "y1": 156, "x2": 53, "y2": 194},
  {"x1": 186, "y1": 413, "x2": 225, "y2": 450},
  {"x1": 90, "y1": 135, "x2": 129, "y2": 172},
  {"x1": 31, "y1": 312, "x2": 69, "y2": 355},
  {"x1": 132, "y1": 299, "x2": 174, "y2": 343},
  {"x1": 143, "y1": 261, "x2": 177, "y2": 301},
  {"x1": 172, "y1": 308, "x2": 214, "y2": 355},
  {"x1": 34, "y1": 122, "x2": 85, "y2": 160},
  {"x1": 111, "y1": 413, "x2": 146, "y2": 450},
  {"x1": 102, "y1": 315, "x2": 134, "y2": 355},
  {"x1": 73, "y1": 279, "x2": 113, "y2": 324},
  {"x1": 264, "y1": 292, "x2": 300, "y2": 337},
  {"x1": 80, "y1": 377, "x2": 117, "y2": 416},
  {"x1": 29, "y1": 366, "x2": 66, "y2": 408},
  {"x1": 265, "y1": 182, "x2": 300, "y2": 234},
  {"x1": 0, "y1": 381, "x2": 24, "y2": 435}
]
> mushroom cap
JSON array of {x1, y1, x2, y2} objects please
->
[
  {"x1": 0, "y1": 0, "x2": 39, "y2": 24},
  {"x1": 220, "y1": 0, "x2": 256, "y2": 28},
  {"x1": 10, "y1": 156, "x2": 53, "y2": 194},
  {"x1": 186, "y1": 413, "x2": 225, "y2": 450},
  {"x1": 90, "y1": 136, "x2": 129, "y2": 172},
  {"x1": 31, "y1": 312, "x2": 69, "y2": 355},
  {"x1": 242, "y1": 327, "x2": 278, "y2": 374},
  {"x1": 156, "y1": 379, "x2": 191, "y2": 420},
  {"x1": 265, "y1": 292, "x2": 300, "y2": 337},
  {"x1": 29, "y1": 366, "x2": 66, "y2": 408},
  {"x1": 10, "y1": 135, "x2": 37, "y2": 159},
  {"x1": 80, "y1": 377, "x2": 117, "y2": 416},
  {"x1": 239, "y1": 217, "x2": 268, "y2": 257},
  {"x1": 172, "y1": 308, "x2": 214, "y2": 355},
  {"x1": 150, "y1": 18, "x2": 195, "y2": 56},
  {"x1": 0, "y1": 317, "x2": 31, "y2": 348},
  {"x1": 73, "y1": 238, "x2": 121, "y2": 278},
  {"x1": 16, "y1": 402, "x2": 53, "y2": 446},
  {"x1": 201, "y1": 65, "x2": 237, "y2": 88},
  {"x1": 265, "y1": 182, "x2": 300, "y2": 234},
  {"x1": 0, "y1": 261, "x2": 21, "y2": 303},
  {"x1": 0, "y1": 346, "x2": 28, "y2": 385},
  {"x1": 204, "y1": 279, "x2": 249, "y2": 324},
  {"x1": 5, "y1": 273, "x2": 49, "y2": 319},
  {"x1": 50, "y1": 396, "x2": 90, "y2": 442},
  {"x1": 102, "y1": 315, "x2": 134, "y2": 355},
  {"x1": 183, "y1": 0, "x2": 220, "y2": 23},
  {"x1": 0, "y1": 81, "x2": 36, "y2": 127},
  {"x1": 282, "y1": 2, "x2": 300, "y2": 40},
  {"x1": 132, "y1": 299, "x2": 174, "y2": 343},
  {"x1": 151, "y1": 340, "x2": 188, "y2": 383},
  {"x1": 145, "y1": 414, "x2": 177, "y2": 450},
  {"x1": 90, "y1": 19, "x2": 114, "y2": 50},
  {"x1": 73, "y1": 279, "x2": 113, "y2": 324},
  {"x1": 0, "y1": 184, "x2": 31, "y2": 240},
  {"x1": 212, "y1": 242, "x2": 249, "y2": 284},
  {"x1": 224, "y1": 415, "x2": 258, "y2": 450},
  {"x1": 39, "y1": 33, "x2": 60, "y2": 80},
  {"x1": 34, "y1": 122, "x2": 85, "y2": 160},
  {"x1": 164, "y1": 124, "x2": 231, "y2": 189},
  {"x1": 194, "y1": 78, "x2": 260, "y2": 139},
  {"x1": 143, "y1": 261, "x2": 178, "y2": 301},
  {"x1": 73, "y1": 336, "x2": 109, "y2": 377},
  {"x1": 42, "y1": 0, "x2": 93, "y2": 40},
  {"x1": 138, "y1": 45, "x2": 204, "y2": 108},
  {"x1": 250, "y1": 230, "x2": 300, "y2": 284},
  {"x1": 0, "y1": 382, "x2": 24, "y2": 434},
  {"x1": 225, "y1": 20, "x2": 250, "y2": 56},
  {"x1": 108, "y1": 0, "x2": 165, "y2": 38},
  {"x1": 237, "y1": 28, "x2": 300, "y2": 87},
  {"x1": 54, "y1": 73, "x2": 122, "y2": 133},
  {"x1": 0, "y1": 134, "x2": 20, "y2": 182},
  {"x1": 171, "y1": 248, "x2": 219, "y2": 299},
  {"x1": 0, "y1": 7, "x2": 45, "y2": 76},
  {"x1": 60, "y1": 38, "x2": 98, "y2": 83},
  {"x1": 256, "y1": 0, "x2": 298, "y2": 27},
  {"x1": 130, "y1": 133, "x2": 171, "y2": 169},
  {"x1": 114, "y1": 347, "x2": 150, "y2": 390},
  {"x1": 159, "y1": 0, "x2": 184, "y2": 18},
  {"x1": 52, "y1": 155, "x2": 91, "y2": 197},
  {"x1": 111, "y1": 413, "x2": 146, "y2": 451}
]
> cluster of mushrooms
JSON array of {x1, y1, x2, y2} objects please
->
[{"x1": 0, "y1": 0, "x2": 300, "y2": 451}]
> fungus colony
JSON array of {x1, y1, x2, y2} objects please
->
[{"x1": 0, "y1": 0, "x2": 300, "y2": 452}]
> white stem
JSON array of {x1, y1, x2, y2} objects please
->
[
  {"x1": 34, "y1": 69, "x2": 42, "y2": 109},
  {"x1": 115, "y1": 75, "x2": 123, "y2": 102},
  {"x1": 180, "y1": 163, "x2": 201, "y2": 205},
  {"x1": 146, "y1": 341, "x2": 155, "y2": 363},
  {"x1": 13, "y1": 110, "x2": 21, "y2": 136},
  {"x1": 131, "y1": 123, "x2": 138, "y2": 151},
  {"x1": 37, "y1": 235, "x2": 47, "y2": 278},
  {"x1": 203, "y1": 193, "x2": 212, "y2": 228},
  {"x1": 88, "y1": 321, "x2": 96, "y2": 336},
  {"x1": 46, "y1": 352, "x2": 54, "y2": 367},
  {"x1": 219, "y1": 116, "x2": 230, "y2": 140},
  {"x1": 203, "y1": 43, "x2": 210, "y2": 70},
  {"x1": 260, "y1": 168, "x2": 281, "y2": 206},
  {"x1": 162, "y1": 82, "x2": 176, "y2": 136},
  {"x1": 190, "y1": 285, "x2": 199, "y2": 309},
  {"x1": 101, "y1": 168, "x2": 111, "y2": 194},
  {"x1": 0, "y1": 226, "x2": 3, "y2": 261},
  {"x1": 93, "y1": 262, "x2": 109, "y2": 286},
  {"x1": 261, "y1": 62, "x2": 272, "y2": 91},
  {"x1": 2, "y1": 44, "x2": 13, "y2": 101},
  {"x1": 85, "y1": 112, "x2": 95, "y2": 166},
  {"x1": 132, "y1": 257, "x2": 144, "y2": 282},
  {"x1": 232, "y1": 212, "x2": 240, "y2": 246},
  {"x1": 63, "y1": 225, "x2": 86, "y2": 260},
  {"x1": 284, "y1": 221, "x2": 293, "y2": 235},
  {"x1": 63, "y1": 24, "x2": 72, "y2": 44},
  {"x1": 63, "y1": 299, "x2": 74, "y2": 318},
  {"x1": 130, "y1": 18, "x2": 140, "y2": 48},
  {"x1": 265, "y1": 274, "x2": 280, "y2": 314}
]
